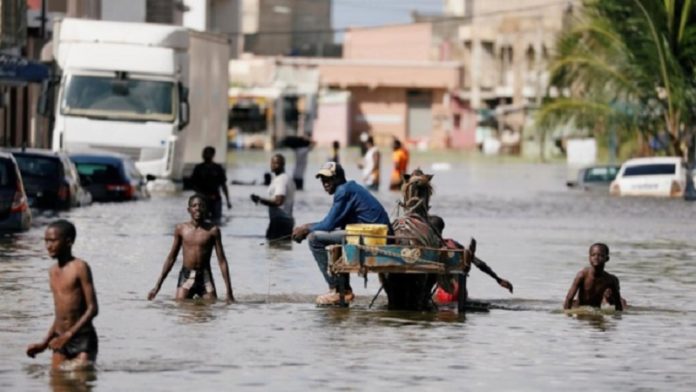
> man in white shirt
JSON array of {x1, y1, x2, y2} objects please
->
[
  {"x1": 251, "y1": 154, "x2": 295, "y2": 240},
  {"x1": 359, "y1": 136, "x2": 380, "y2": 191}
]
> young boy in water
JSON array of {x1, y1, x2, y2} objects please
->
[
  {"x1": 26, "y1": 220, "x2": 99, "y2": 370},
  {"x1": 564, "y1": 243, "x2": 623, "y2": 311},
  {"x1": 148, "y1": 194, "x2": 235, "y2": 302},
  {"x1": 429, "y1": 215, "x2": 513, "y2": 303}
]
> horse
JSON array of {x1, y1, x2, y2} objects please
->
[{"x1": 381, "y1": 169, "x2": 444, "y2": 310}]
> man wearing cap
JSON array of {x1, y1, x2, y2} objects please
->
[{"x1": 292, "y1": 162, "x2": 391, "y2": 305}]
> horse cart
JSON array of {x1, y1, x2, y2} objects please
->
[{"x1": 326, "y1": 233, "x2": 476, "y2": 312}]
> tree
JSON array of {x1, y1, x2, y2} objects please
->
[{"x1": 538, "y1": 0, "x2": 696, "y2": 164}]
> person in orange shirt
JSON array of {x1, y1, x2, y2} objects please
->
[{"x1": 390, "y1": 138, "x2": 409, "y2": 191}]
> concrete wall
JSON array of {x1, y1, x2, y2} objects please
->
[
  {"x1": 313, "y1": 91, "x2": 350, "y2": 147},
  {"x1": 344, "y1": 23, "x2": 432, "y2": 61},
  {"x1": 319, "y1": 61, "x2": 462, "y2": 90},
  {"x1": 350, "y1": 87, "x2": 407, "y2": 145},
  {"x1": 102, "y1": 0, "x2": 146, "y2": 22}
]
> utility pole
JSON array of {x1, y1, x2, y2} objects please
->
[{"x1": 40, "y1": 0, "x2": 47, "y2": 39}]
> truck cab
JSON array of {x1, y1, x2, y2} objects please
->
[{"x1": 47, "y1": 18, "x2": 227, "y2": 185}]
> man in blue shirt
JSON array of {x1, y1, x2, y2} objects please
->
[{"x1": 292, "y1": 162, "x2": 391, "y2": 305}]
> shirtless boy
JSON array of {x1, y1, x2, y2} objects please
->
[
  {"x1": 26, "y1": 220, "x2": 99, "y2": 370},
  {"x1": 564, "y1": 243, "x2": 623, "y2": 311},
  {"x1": 148, "y1": 195, "x2": 235, "y2": 302},
  {"x1": 429, "y1": 215, "x2": 513, "y2": 303}
]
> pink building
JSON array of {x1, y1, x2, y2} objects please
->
[{"x1": 318, "y1": 23, "x2": 473, "y2": 149}]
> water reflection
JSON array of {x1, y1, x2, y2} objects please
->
[
  {"x1": 23, "y1": 364, "x2": 97, "y2": 392},
  {"x1": 175, "y1": 300, "x2": 220, "y2": 324},
  {"x1": 49, "y1": 369, "x2": 97, "y2": 392}
]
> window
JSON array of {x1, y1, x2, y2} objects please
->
[
  {"x1": 75, "y1": 162, "x2": 122, "y2": 184},
  {"x1": 0, "y1": 159, "x2": 17, "y2": 187},
  {"x1": 623, "y1": 163, "x2": 676, "y2": 176},
  {"x1": 62, "y1": 75, "x2": 176, "y2": 122},
  {"x1": 15, "y1": 156, "x2": 61, "y2": 178},
  {"x1": 584, "y1": 166, "x2": 618, "y2": 182}
]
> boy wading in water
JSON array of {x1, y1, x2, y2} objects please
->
[
  {"x1": 26, "y1": 220, "x2": 99, "y2": 370},
  {"x1": 148, "y1": 195, "x2": 235, "y2": 302},
  {"x1": 564, "y1": 243, "x2": 624, "y2": 311}
]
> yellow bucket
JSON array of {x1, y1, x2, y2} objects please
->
[{"x1": 346, "y1": 223, "x2": 388, "y2": 246}]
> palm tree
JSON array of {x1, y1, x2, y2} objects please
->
[{"x1": 538, "y1": 0, "x2": 696, "y2": 163}]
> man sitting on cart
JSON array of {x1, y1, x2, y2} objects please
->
[{"x1": 292, "y1": 162, "x2": 392, "y2": 305}]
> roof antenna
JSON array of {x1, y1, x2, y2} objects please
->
[{"x1": 21, "y1": 141, "x2": 26, "y2": 152}]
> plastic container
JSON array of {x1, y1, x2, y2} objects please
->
[{"x1": 345, "y1": 223, "x2": 388, "y2": 246}]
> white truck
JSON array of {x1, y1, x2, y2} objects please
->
[{"x1": 47, "y1": 18, "x2": 229, "y2": 184}]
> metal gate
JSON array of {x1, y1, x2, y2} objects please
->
[{"x1": 407, "y1": 90, "x2": 432, "y2": 139}]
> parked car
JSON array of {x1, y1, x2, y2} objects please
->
[
  {"x1": 610, "y1": 157, "x2": 688, "y2": 197},
  {"x1": 0, "y1": 152, "x2": 31, "y2": 232},
  {"x1": 70, "y1": 152, "x2": 150, "y2": 202},
  {"x1": 567, "y1": 164, "x2": 621, "y2": 192},
  {"x1": 7, "y1": 148, "x2": 91, "y2": 209}
]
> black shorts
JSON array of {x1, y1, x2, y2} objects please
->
[
  {"x1": 53, "y1": 326, "x2": 98, "y2": 359},
  {"x1": 177, "y1": 268, "x2": 216, "y2": 298}
]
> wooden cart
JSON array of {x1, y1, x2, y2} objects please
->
[{"x1": 327, "y1": 235, "x2": 474, "y2": 311}]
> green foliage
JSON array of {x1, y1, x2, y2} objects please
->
[{"x1": 538, "y1": 0, "x2": 696, "y2": 161}]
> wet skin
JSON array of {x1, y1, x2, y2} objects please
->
[
  {"x1": 148, "y1": 198, "x2": 235, "y2": 302},
  {"x1": 564, "y1": 245, "x2": 623, "y2": 311},
  {"x1": 26, "y1": 227, "x2": 99, "y2": 369}
]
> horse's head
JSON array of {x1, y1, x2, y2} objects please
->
[{"x1": 401, "y1": 169, "x2": 434, "y2": 217}]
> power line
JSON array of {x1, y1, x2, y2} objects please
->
[{"x1": 233, "y1": 0, "x2": 577, "y2": 37}]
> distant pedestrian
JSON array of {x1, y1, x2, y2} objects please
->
[
  {"x1": 358, "y1": 136, "x2": 380, "y2": 191},
  {"x1": 279, "y1": 135, "x2": 315, "y2": 191},
  {"x1": 329, "y1": 140, "x2": 340, "y2": 165},
  {"x1": 250, "y1": 154, "x2": 295, "y2": 240},
  {"x1": 359, "y1": 131, "x2": 370, "y2": 156},
  {"x1": 390, "y1": 138, "x2": 409, "y2": 191},
  {"x1": 563, "y1": 243, "x2": 623, "y2": 311},
  {"x1": 148, "y1": 195, "x2": 235, "y2": 302},
  {"x1": 26, "y1": 220, "x2": 99, "y2": 371},
  {"x1": 190, "y1": 146, "x2": 231, "y2": 221}
]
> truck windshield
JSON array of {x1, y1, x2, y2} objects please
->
[{"x1": 61, "y1": 75, "x2": 176, "y2": 122}]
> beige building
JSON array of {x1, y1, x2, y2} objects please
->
[
  {"x1": 450, "y1": 0, "x2": 573, "y2": 151},
  {"x1": 242, "y1": 0, "x2": 332, "y2": 56}
]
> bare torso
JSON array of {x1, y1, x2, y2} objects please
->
[
  {"x1": 178, "y1": 222, "x2": 218, "y2": 271},
  {"x1": 577, "y1": 267, "x2": 619, "y2": 307},
  {"x1": 49, "y1": 259, "x2": 90, "y2": 334}
]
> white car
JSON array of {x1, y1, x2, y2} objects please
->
[{"x1": 610, "y1": 157, "x2": 688, "y2": 197}]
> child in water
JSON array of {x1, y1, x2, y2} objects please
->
[
  {"x1": 26, "y1": 220, "x2": 99, "y2": 370},
  {"x1": 429, "y1": 215, "x2": 513, "y2": 303},
  {"x1": 148, "y1": 194, "x2": 235, "y2": 302},
  {"x1": 564, "y1": 243, "x2": 624, "y2": 311}
]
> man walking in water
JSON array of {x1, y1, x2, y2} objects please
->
[
  {"x1": 359, "y1": 136, "x2": 380, "y2": 191},
  {"x1": 251, "y1": 153, "x2": 295, "y2": 240},
  {"x1": 26, "y1": 220, "x2": 99, "y2": 370},
  {"x1": 148, "y1": 195, "x2": 235, "y2": 302},
  {"x1": 190, "y1": 146, "x2": 231, "y2": 221},
  {"x1": 390, "y1": 138, "x2": 409, "y2": 191}
]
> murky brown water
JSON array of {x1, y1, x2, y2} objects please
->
[{"x1": 1, "y1": 150, "x2": 695, "y2": 391}]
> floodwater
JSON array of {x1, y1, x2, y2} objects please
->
[{"x1": 1, "y1": 150, "x2": 695, "y2": 391}]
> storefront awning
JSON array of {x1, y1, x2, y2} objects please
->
[{"x1": 0, "y1": 53, "x2": 50, "y2": 84}]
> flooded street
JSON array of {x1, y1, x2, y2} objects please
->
[{"x1": 1, "y1": 150, "x2": 695, "y2": 391}]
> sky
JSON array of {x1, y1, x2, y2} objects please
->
[{"x1": 332, "y1": 0, "x2": 444, "y2": 30}]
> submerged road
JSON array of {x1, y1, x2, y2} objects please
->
[{"x1": 1, "y1": 150, "x2": 695, "y2": 391}]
